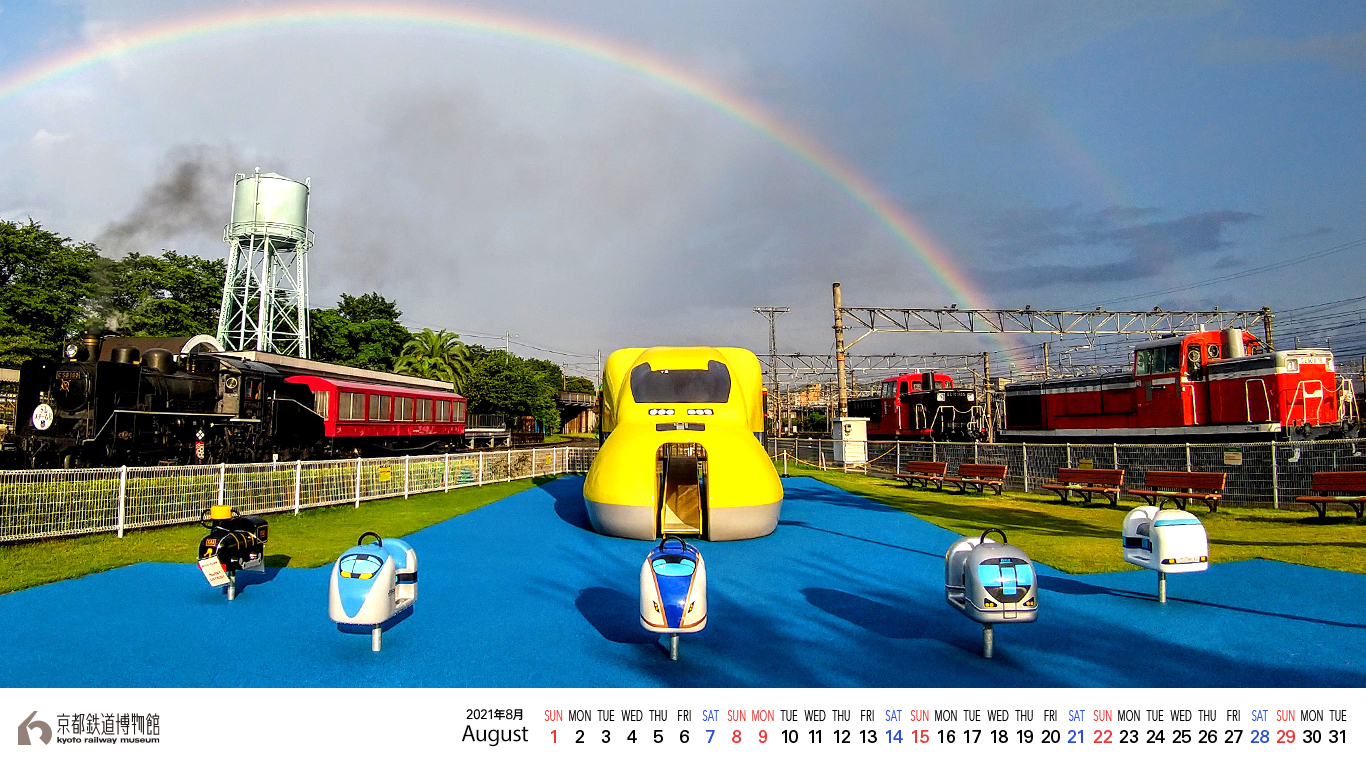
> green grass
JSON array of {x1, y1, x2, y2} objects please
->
[
  {"x1": 783, "y1": 465, "x2": 1366, "y2": 575},
  {"x1": 0, "y1": 476, "x2": 550, "y2": 595}
]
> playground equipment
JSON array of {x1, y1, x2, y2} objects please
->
[
  {"x1": 1122, "y1": 506, "x2": 1209, "y2": 602},
  {"x1": 639, "y1": 536, "x2": 708, "y2": 660},
  {"x1": 197, "y1": 505, "x2": 267, "y2": 600},
  {"x1": 945, "y1": 528, "x2": 1037, "y2": 658},
  {"x1": 584, "y1": 346, "x2": 782, "y2": 541},
  {"x1": 328, "y1": 532, "x2": 418, "y2": 651}
]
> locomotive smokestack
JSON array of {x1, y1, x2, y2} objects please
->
[{"x1": 1222, "y1": 328, "x2": 1246, "y2": 359}]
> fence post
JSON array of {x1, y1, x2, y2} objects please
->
[
  {"x1": 533, "y1": 448, "x2": 539, "y2": 477},
  {"x1": 1066, "y1": 443, "x2": 1072, "y2": 469},
  {"x1": 117, "y1": 465, "x2": 127, "y2": 539},
  {"x1": 217, "y1": 462, "x2": 226, "y2": 506},
  {"x1": 820, "y1": 443, "x2": 826, "y2": 471},
  {"x1": 1113, "y1": 443, "x2": 1119, "y2": 469},
  {"x1": 355, "y1": 457, "x2": 362, "y2": 508},
  {"x1": 974, "y1": 442, "x2": 979, "y2": 463},
  {"x1": 294, "y1": 460, "x2": 301, "y2": 514},
  {"x1": 444, "y1": 453, "x2": 450, "y2": 492},
  {"x1": 507, "y1": 447, "x2": 512, "y2": 482},
  {"x1": 1185, "y1": 443, "x2": 1192, "y2": 472},
  {"x1": 1271, "y1": 442, "x2": 1279, "y2": 509},
  {"x1": 478, "y1": 451, "x2": 484, "y2": 485},
  {"x1": 1022, "y1": 444, "x2": 1030, "y2": 493},
  {"x1": 896, "y1": 442, "x2": 901, "y2": 473},
  {"x1": 404, "y1": 455, "x2": 410, "y2": 499},
  {"x1": 932, "y1": 441, "x2": 937, "y2": 462}
]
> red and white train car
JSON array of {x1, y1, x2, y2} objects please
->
[
  {"x1": 847, "y1": 371, "x2": 984, "y2": 441},
  {"x1": 286, "y1": 375, "x2": 466, "y2": 454},
  {"x1": 1001, "y1": 328, "x2": 1345, "y2": 441}
]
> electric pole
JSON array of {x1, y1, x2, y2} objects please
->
[{"x1": 754, "y1": 306, "x2": 790, "y2": 436}]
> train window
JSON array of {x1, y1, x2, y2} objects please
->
[
  {"x1": 395, "y1": 397, "x2": 414, "y2": 422},
  {"x1": 882, "y1": 382, "x2": 895, "y2": 398},
  {"x1": 1136, "y1": 345, "x2": 1181, "y2": 375},
  {"x1": 912, "y1": 381, "x2": 921, "y2": 390},
  {"x1": 339, "y1": 392, "x2": 365, "y2": 420},
  {"x1": 630, "y1": 360, "x2": 731, "y2": 403},
  {"x1": 1207, "y1": 343, "x2": 1220, "y2": 360},
  {"x1": 454, "y1": 400, "x2": 466, "y2": 422},
  {"x1": 417, "y1": 399, "x2": 433, "y2": 421},
  {"x1": 369, "y1": 395, "x2": 391, "y2": 421},
  {"x1": 435, "y1": 400, "x2": 451, "y2": 422},
  {"x1": 314, "y1": 391, "x2": 330, "y2": 420},
  {"x1": 900, "y1": 381, "x2": 910, "y2": 396}
]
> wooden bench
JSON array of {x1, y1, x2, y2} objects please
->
[
  {"x1": 895, "y1": 460, "x2": 948, "y2": 491},
  {"x1": 944, "y1": 463, "x2": 1008, "y2": 495},
  {"x1": 1129, "y1": 470, "x2": 1227, "y2": 513},
  {"x1": 1041, "y1": 468, "x2": 1125, "y2": 506},
  {"x1": 1295, "y1": 471, "x2": 1366, "y2": 520}
]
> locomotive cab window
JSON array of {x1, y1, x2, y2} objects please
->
[
  {"x1": 368, "y1": 394, "x2": 391, "y2": 421},
  {"x1": 630, "y1": 360, "x2": 731, "y2": 403},
  {"x1": 912, "y1": 381, "x2": 922, "y2": 390},
  {"x1": 900, "y1": 381, "x2": 910, "y2": 396},
  {"x1": 882, "y1": 382, "x2": 895, "y2": 398},
  {"x1": 1136, "y1": 344, "x2": 1182, "y2": 375}
]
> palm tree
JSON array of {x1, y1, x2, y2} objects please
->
[{"x1": 394, "y1": 328, "x2": 472, "y2": 391}]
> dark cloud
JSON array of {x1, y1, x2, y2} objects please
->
[
  {"x1": 97, "y1": 145, "x2": 267, "y2": 258},
  {"x1": 983, "y1": 205, "x2": 1260, "y2": 287},
  {"x1": 1279, "y1": 225, "x2": 1335, "y2": 242}
]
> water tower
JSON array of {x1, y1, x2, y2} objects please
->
[{"x1": 215, "y1": 169, "x2": 313, "y2": 357}]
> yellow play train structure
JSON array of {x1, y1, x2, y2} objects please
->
[{"x1": 583, "y1": 347, "x2": 783, "y2": 541}]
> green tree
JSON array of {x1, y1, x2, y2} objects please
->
[
  {"x1": 0, "y1": 220, "x2": 102, "y2": 365},
  {"x1": 564, "y1": 375, "x2": 596, "y2": 394},
  {"x1": 394, "y1": 328, "x2": 473, "y2": 391},
  {"x1": 309, "y1": 292, "x2": 412, "y2": 371},
  {"x1": 461, "y1": 349, "x2": 561, "y2": 432},
  {"x1": 94, "y1": 250, "x2": 225, "y2": 336}
]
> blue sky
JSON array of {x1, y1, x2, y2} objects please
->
[{"x1": 0, "y1": 1, "x2": 1362, "y2": 372}]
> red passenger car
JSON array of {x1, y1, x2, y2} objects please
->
[
  {"x1": 1001, "y1": 329, "x2": 1347, "y2": 441},
  {"x1": 286, "y1": 375, "x2": 467, "y2": 454}
]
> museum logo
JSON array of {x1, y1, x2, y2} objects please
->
[{"x1": 18, "y1": 711, "x2": 51, "y2": 745}]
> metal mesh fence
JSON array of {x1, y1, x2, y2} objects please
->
[
  {"x1": 0, "y1": 446, "x2": 598, "y2": 544},
  {"x1": 769, "y1": 437, "x2": 1366, "y2": 509}
]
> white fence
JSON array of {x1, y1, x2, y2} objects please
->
[
  {"x1": 0, "y1": 446, "x2": 598, "y2": 544},
  {"x1": 769, "y1": 437, "x2": 1366, "y2": 510}
]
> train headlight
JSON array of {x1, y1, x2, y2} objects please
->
[
  {"x1": 648, "y1": 408, "x2": 675, "y2": 416},
  {"x1": 64, "y1": 343, "x2": 79, "y2": 360},
  {"x1": 686, "y1": 408, "x2": 714, "y2": 416}
]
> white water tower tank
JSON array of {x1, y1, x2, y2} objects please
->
[{"x1": 228, "y1": 172, "x2": 310, "y2": 244}]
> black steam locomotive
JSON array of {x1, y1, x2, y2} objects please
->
[{"x1": 16, "y1": 334, "x2": 323, "y2": 467}]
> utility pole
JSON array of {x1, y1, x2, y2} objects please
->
[
  {"x1": 833, "y1": 283, "x2": 849, "y2": 417},
  {"x1": 1262, "y1": 307, "x2": 1275, "y2": 351},
  {"x1": 983, "y1": 351, "x2": 994, "y2": 442},
  {"x1": 1042, "y1": 342, "x2": 1050, "y2": 379},
  {"x1": 754, "y1": 306, "x2": 790, "y2": 436}
]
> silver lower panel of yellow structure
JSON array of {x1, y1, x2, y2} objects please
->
[{"x1": 585, "y1": 501, "x2": 781, "y2": 541}]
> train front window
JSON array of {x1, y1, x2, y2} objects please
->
[
  {"x1": 882, "y1": 382, "x2": 895, "y2": 398},
  {"x1": 630, "y1": 361, "x2": 731, "y2": 403},
  {"x1": 339, "y1": 553, "x2": 384, "y2": 579}
]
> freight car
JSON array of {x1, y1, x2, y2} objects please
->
[
  {"x1": 15, "y1": 335, "x2": 468, "y2": 467},
  {"x1": 1000, "y1": 328, "x2": 1352, "y2": 441},
  {"x1": 846, "y1": 371, "x2": 985, "y2": 441}
]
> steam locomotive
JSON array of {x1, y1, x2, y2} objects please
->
[
  {"x1": 16, "y1": 334, "x2": 468, "y2": 467},
  {"x1": 846, "y1": 371, "x2": 985, "y2": 441}
]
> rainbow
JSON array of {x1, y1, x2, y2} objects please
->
[{"x1": 0, "y1": 1, "x2": 1013, "y2": 362}]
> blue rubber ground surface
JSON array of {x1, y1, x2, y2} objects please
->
[{"x1": 3, "y1": 476, "x2": 1364, "y2": 687}]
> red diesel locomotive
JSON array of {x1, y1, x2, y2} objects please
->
[
  {"x1": 1001, "y1": 328, "x2": 1348, "y2": 441},
  {"x1": 847, "y1": 371, "x2": 985, "y2": 441}
]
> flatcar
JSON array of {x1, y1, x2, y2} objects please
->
[
  {"x1": 847, "y1": 371, "x2": 984, "y2": 441},
  {"x1": 1000, "y1": 328, "x2": 1349, "y2": 441}
]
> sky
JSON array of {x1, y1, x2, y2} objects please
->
[{"x1": 0, "y1": 1, "x2": 1363, "y2": 377}]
